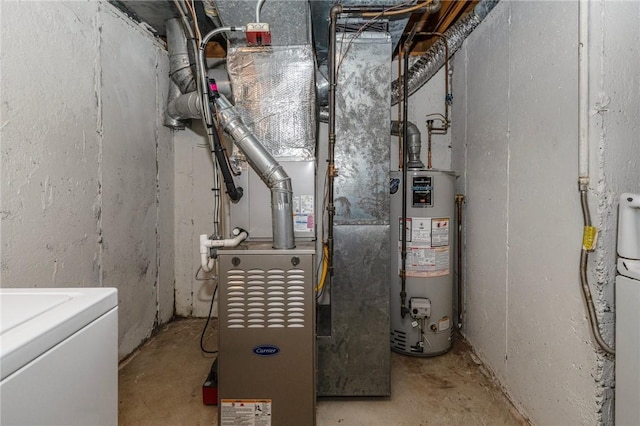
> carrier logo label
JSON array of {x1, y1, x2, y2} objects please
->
[{"x1": 252, "y1": 345, "x2": 280, "y2": 356}]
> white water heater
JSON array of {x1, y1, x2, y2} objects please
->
[{"x1": 390, "y1": 170, "x2": 455, "y2": 356}]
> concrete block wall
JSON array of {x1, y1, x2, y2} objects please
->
[
  {"x1": 451, "y1": 1, "x2": 640, "y2": 424},
  {"x1": 0, "y1": 1, "x2": 174, "y2": 358}
]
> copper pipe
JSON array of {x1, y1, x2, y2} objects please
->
[
  {"x1": 419, "y1": 32, "x2": 450, "y2": 126},
  {"x1": 427, "y1": 120, "x2": 433, "y2": 169}
]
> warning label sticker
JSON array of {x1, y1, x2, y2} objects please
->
[
  {"x1": 293, "y1": 195, "x2": 314, "y2": 233},
  {"x1": 221, "y1": 399, "x2": 272, "y2": 426},
  {"x1": 431, "y1": 218, "x2": 450, "y2": 247},
  {"x1": 399, "y1": 244, "x2": 450, "y2": 278},
  {"x1": 398, "y1": 217, "x2": 450, "y2": 247}
]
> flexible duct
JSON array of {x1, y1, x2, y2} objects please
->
[
  {"x1": 390, "y1": 0, "x2": 499, "y2": 105},
  {"x1": 391, "y1": 120, "x2": 424, "y2": 169},
  {"x1": 214, "y1": 94, "x2": 295, "y2": 249}
]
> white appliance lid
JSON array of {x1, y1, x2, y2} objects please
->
[{"x1": 0, "y1": 288, "x2": 118, "y2": 380}]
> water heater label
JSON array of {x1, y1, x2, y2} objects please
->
[
  {"x1": 399, "y1": 217, "x2": 450, "y2": 247},
  {"x1": 400, "y1": 245, "x2": 450, "y2": 277},
  {"x1": 431, "y1": 218, "x2": 450, "y2": 247},
  {"x1": 221, "y1": 399, "x2": 271, "y2": 425},
  {"x1": 412, "y1": 175, "x2": 433, "y2": 207},
  {"x1": 398, "y1": 216, "x2": 450, "y2": 277}
]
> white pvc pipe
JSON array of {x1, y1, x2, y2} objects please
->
[
  {"x1": 578, "y1": 0, "x2": 589, "y2": 188},
  {"x1": 199, "y1": 229, "x2": 248, "y2": 272}
]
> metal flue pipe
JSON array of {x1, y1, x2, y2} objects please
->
[
  {"x1": 166, "y1": 18, "x2": 197, "y2": 94},
  {"x1": 214, "y1": 94, "x2": 295, "y2": 249},
  {"x1": 391, "y1": 120, "x2": 425, "y2": 169}
]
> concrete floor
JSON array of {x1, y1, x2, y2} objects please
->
[{"x1": 119, "y1": 318, "x2": 528, "y2": 425}]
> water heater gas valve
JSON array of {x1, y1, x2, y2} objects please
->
[{"x1": 409, "y1": 297, "x2": 431, "y2": 319}]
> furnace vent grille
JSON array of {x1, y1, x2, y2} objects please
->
[{"x1": 224, "y1": 268, "x2": 307, "y2": 329}]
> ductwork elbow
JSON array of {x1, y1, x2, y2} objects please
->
[
  {"x1": 167, "y1": 91, "x2": 203, "y2": 121},
  {"x1": 166, "y1": 18, "x2": 196, "y2": 94}
]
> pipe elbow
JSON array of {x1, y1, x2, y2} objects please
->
[{"x1": 330, "y1": 4, "x2": 343, "y2": 18}]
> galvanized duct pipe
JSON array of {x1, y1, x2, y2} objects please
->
[
  {"x1": 390, "y1": 0, "x2": 499, "y2": 105},
  {"x1": 166, "y1": 69, "x2": 234, "y2": 123},
  {"x1": 165, "y1": 81, "x2": 186, "y2": 129},
  {"x1": 167, "y1": 91, "x2": 202, "y2": 120},
  {"x1": 166, "y1": 18, "x2": 197, "y2": 94},
  {"x1": 318, "y1": 113, "x2": 425, "y2": 169},
  {"x1": 214, "y1": 94, "x2": 295, "y2": 249},
  {"x1": 391, "y1": 120, "x2": 424, "y2": 169}
]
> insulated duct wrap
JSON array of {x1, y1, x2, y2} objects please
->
[
  {"x1": 227, "y1": 45, "x2": 316, "y2": 162},
  {"x1": 390, "y1": 0, "x2": 499, "y2": 105}
]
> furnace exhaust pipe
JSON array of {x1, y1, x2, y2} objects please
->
[{"x1": 214, "y1": 94, "x2": 295, "y2": 249}]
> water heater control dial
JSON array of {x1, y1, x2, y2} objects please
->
[{"x1": 409, "y1": 297, "x2": 431, "y2": 319}]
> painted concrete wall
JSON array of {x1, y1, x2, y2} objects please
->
[
  {"x1": 174, "y1": 122, "x2": 219, "y2": 317},
  {"x1": 451, "y1": 1, "x2": 640, "y2": 424},
  {"x1": 0, "y1": 1, "x2": 174, "y2": 358}
]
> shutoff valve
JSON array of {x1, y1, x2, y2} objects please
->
[{"x1": 409, "y1": 297, "x2": 431, "y2": 319}]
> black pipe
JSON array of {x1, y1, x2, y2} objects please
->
[
  {"x1": 211, "y1": 128, "x2": 243, "y2": 202},
  {"x1": 400, "y1": 44, "x2": 410, "y2": 319},
  {"x1": 208, "y1": 80, "x2": 243, "y2": 202},
  {"x1": 326, "y1": 4, "x2": 342, "y2": 277}
]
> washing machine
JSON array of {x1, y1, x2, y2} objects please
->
[{"x1": 0, "y1": 287, "x2": 118, "y2": 425}]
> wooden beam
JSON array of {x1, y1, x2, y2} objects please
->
[
  {"x1": 436, "y1": 0, "x2": 471, "y2": 33},
  {"x1": 205, "y1": 42, "x2": 226, "y2": 58}
]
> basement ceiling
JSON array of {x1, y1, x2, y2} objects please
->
[{"x1": 110, "y1": 0, "x2": 477, "y2": 57}]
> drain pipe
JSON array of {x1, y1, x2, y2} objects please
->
[
  {"x1": 214, "y1": 94, "x2": 295, "y2": 249},
  {"x1": 390, "y1": 0, "x2": 499, "y2": 105},
  {"x1": 200, "y1": 228, "x2": 249, "y2": 272},
  {"x1": 577, "y1": 0, "x2": 614, "y2": 356}
]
